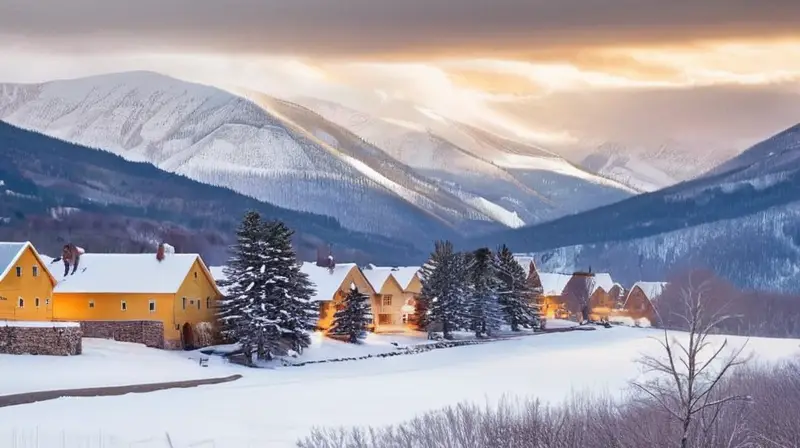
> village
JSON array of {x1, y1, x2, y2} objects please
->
[{"x1": 0, "y1": 235, "x2": 667, "y2": 358}]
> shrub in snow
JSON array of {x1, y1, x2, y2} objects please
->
[{"x1": 193, "y1": 322, "x2": 214, "y2": 348}]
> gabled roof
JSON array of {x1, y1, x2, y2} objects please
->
[
  {"x1": 624, "y1": 281, "x2": 669, "y2": 307},
  {"x1": 538, "y1": 272, "x2": 572, "y2": 296},
  {"x1": 53, "y1": 253, "x2": 216, "y2": 294},
  {"x1": 301, "y1": 262, "x2": 371, "y2": 302},
  {"x1": 590, "y1": 273, "x2": 623, "y2": 295},
  {"x1": 513, "y1": 255, "x2": 535, "y2": 277},
  {"x1": 0, "y1": 241, "x2": 58, "y2": 286},
  {"x1": 363, "y1": 268, "x2": 394, "y2": 292}
]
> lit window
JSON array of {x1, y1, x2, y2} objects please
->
[
  {"x1": 32, "y1": 266, "x2": 38, "y2": 277},
  {"x1": 89, "y1": 300, "x2": 95, "y2": 308},
  {"x1": 149, "y1": 300, "x2": 156, "y2": 312},
  {"x1": 15, "y1": 266, "x2": 21, "y2": 277},
  {"x1": 382, "y1": 295, "x2": 393, "y2": 306},
  {"x1": 121, "y1": 301, "x2": 127, "y2": 311},
  {"x1": 17, "y1": 297, "x2": 23, "y2": 308}
]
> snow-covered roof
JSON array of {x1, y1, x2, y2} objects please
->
[
  {"x1": 0, "y1": 242, "x2": 27, "y2": 282},
  {"x1": 363, "y1": 266, "x2": 421, "y2": 292},
  {"x1": 300, "y1": 262, "x2": 362, "y2": 302},
  {"x1": 209, "y1": 266, "x2": 230, "y2": 295},
  {"x1": 624, "y1": 282, "x2": 669, "y2": 307},
  {"x1": 590, "y1": 273, "x2": 623, "y2": 295},
  {"x1": 53, "y1": 253, "x2": 209, "y2": 294},
  {"x1": 538, "y1": 272, "x2": 572, "y2": 296},
  {"x1": 0, "y1": 241, "x2": 57, "y2": 285},
  {"x1": 363, "y1": 268, "x2": 394, "y2": 292},
  {"x1": 513, "y1": 255, "x2": 535, "y2": 277}
]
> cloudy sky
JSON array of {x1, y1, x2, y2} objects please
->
[{"x1": 1, "y1": 0, "x2": 799, "y2": 154}]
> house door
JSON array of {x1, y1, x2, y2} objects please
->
[{"x1": 181, "y1": 323, "x2": 195, "y2": 350}]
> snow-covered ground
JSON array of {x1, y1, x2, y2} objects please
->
[
  {"x1": 0, "y1": 339, "x2": 227, "y2": 395},
  {"x1": 0, "y1": 327, "x2": 797, "y2": 448}
]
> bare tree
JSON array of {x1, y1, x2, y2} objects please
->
[{"x1": 632, "y1": 273, "x2": 751, "y2": 448}]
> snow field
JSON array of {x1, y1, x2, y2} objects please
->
[{"x1": 0, "y1": 326, "x2": 797, "y2": 448}]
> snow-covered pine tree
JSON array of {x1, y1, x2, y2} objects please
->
[
  {"x1": 418, "y1": 240, "x2": 465, "y2": 339},
  {"x1": 496, "y1": 245, "x2": 539, "y2": 331},
  {"x1": 217, "y1": 210, "x2": 266, "y2": 363},
  {"x1": 330, "y1": 283, "x2": 373, "y2": 343},
  {"x1": 257, "y1": 220, "x2": 319, "y2": 357},
  {"x1": 467, "y1": 247, "x2": 504, "y2": 337}
]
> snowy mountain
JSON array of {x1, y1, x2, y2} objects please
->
[
  {"x1": 470, "y1": 123, "x2": 800, "y2": 293},
  {"x1": 293, "y1": 97, "x2": 636, "y2": 226},
  {"x1": 0, "y1": 121, "x2": 423, "y2": 265},
  {"x1": 0, "y1": 71, "x2": 469, "y2": 247},
  {"x1": 579, "y1": 140, "x2": 739, "y2": 191}
]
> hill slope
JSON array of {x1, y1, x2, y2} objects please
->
[
  {"x1": 0, "y1": 121, "x2": 425, "y2": 265},
  {"x1": 293, "y1": 97, "x2": 636, "y2": 226},
  {"x1": 0, "y1": 72, "x2": 462, "y2": 246},
  {"x1": 469, "y1": 124, "x2": 800, "y2": 293}
]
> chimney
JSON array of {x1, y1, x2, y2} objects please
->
[
  {"x1": 156, "y1": 243, "x2": 165, "y2": 262},
  {"x1": 327, "y1": 244, "x2": 335, "y2": 273}
]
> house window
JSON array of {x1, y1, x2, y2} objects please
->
[
  {"x1": 121, "y1": 300, "x2": 127, "y2": 311},
  {"x1": 194, "y1": 271, "x2": 198, "y2": 279},
  {"x1": 197, "y1": 299, "x2": 200, "y2": 310},
  {"x1": 32, "y1": 266, "x2": 38, "y2": 277},
  {"x1": 45, "y1": 298, "x2": 50, "y2": 306},
  {"x1": 378, "y1": 314, "x2": 392, "y2": 325},
  {"x1": 89, "y1": 300, "x2": 95, "y2": 308},
  {"x1": 182, "y1": 297, "x2": 187, "y2": 309},
  {"x1": 17, "y1": 297, "x2": 23, "y2": 308},
  {"x1": 401, "y1": 314, "x2": 409, "y2": 324},
  {"x1": 149, "y1": 300, "x2": 156, "y2": 312},
  {"x1": 382, "y1": 295, "x2": 393, "y2": 306},
  {"x1": 15, "y1": 266, "x2": 21, "y2": 277},
  {"x1": 35, "y1": 297, "x2": 40, "y2": 308},
  {"x1": 206, "y1": 297, "x2": 211, "y2": 309}
]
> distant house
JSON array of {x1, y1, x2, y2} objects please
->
[
  {"x1": 623, "y1": 282, "x2": 669, "y2": 324},
  {"x1": 588, "y1": 273, "x2": 624, "y2": 321},
  {"x1": 0, "y1": 241, "x2": 58, "y2": 322},
  {"x1": 363, "y1": 266, "x2": 421, "y2": 332},
  {"x1": 300, "y1": 261, "x2": 376, "y2": 331},
  {"x1": 52, "y1": 251, "x2": 222, "y2": 349}
]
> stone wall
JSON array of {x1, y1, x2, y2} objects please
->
[
  {"x1": 0, "y1": 322, "x2": 82, "y2": 356},
  {"x1": 79, "y1": 320, "x2": 165, "y2": 349}
]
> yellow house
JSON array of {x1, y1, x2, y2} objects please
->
[
  {"x1": 300, "y1": 261, "x2": 375, "y2": 331},
  {"x1": 364, "y1": 267, "x2": 421, "y2": 332},
  {"x1": 0, "y1": 242, "x2": 58, "y2": 322},
  {"x1": 52, "y1": 253, "x2": 221, "y2": 348}
]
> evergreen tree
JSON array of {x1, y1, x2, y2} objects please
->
[
  {"x1": 330, "y1": 284, "x2": 373, "y2": 343},
  {"x1": 496, "y1": 245, "x2": 540, "y2": 331},
  {"x1": 467, "y1": 247, "x2": 504, "y2": 337},
  {"x1": 418, "y1": 240, "x2": 466, "y2": 339},
  {"x1": 217, "y1": 210, "x2": 267, "y2": 363},
  {"x1": 254, "y1": 220, "x2": 320, "y2": 359}
]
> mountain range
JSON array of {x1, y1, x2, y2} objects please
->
[
  {"x1": 0, "y1": 71, "x2": 635, "y2": 249},
  {"x1": 1, "y1": 70, "x2": 798, "y2": 293},
  {"x1": 469, "y1": 124, "x2": 800, "y2": 293},
  {"x1": 0, "y1": 121, "x2": 422, "y2": 266}
]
